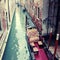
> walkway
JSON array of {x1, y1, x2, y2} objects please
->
[{"x1": 2, "y1": 6, "x2": 30, "y2": 60}]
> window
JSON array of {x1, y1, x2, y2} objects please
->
[
  {"x1": 38, "y1": 7, "x2": 40, "y2": 18},
  {"x1": 0, "y1": 20, "x2": 2, "y2": 30}
]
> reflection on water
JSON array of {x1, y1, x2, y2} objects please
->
[
  {"x1": 2, "y1": 12, "x2": 19, "y2": 60},
  {"x1": 2, "y1": 7, "x2": 30, "y2": 60}
]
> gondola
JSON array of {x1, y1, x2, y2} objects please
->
[{"x1": 26, "y1": 15, "x2": 59, "y2": 60}]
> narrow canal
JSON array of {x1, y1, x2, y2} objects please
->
[{"x1": 2, "y1": 6, "x2": 30, "y2": 60}]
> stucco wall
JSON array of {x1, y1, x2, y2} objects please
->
[{"x1": 42, "y1": 0, "x2": 49, "y2": 20}]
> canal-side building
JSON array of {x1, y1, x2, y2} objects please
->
[
  {"x1": 24, "y1": 0, "x2": 60, "y2": 37},
  {"x1": 0, "y1": 0, "x2": 7, "y2": 31},
  {"x1": 0, "y1": 0, "x2": 16, "y2": 35},
  {"x1": 0, "y1": 0, "x2": 16, "y2": 60},
  {"x1": 0, "y1": 0, "x2": 8, "y2": 60},
  {"x1": 25, "y1": 0, "x2": 43, "y2": 34}
]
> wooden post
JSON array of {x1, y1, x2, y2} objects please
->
[{"x1": 54, "y1": 34, "x2": 59, "y2": 59}]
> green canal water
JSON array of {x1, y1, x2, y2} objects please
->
[{"x1": 2, "y1": 7, "x2": 30, "y2": 60}]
